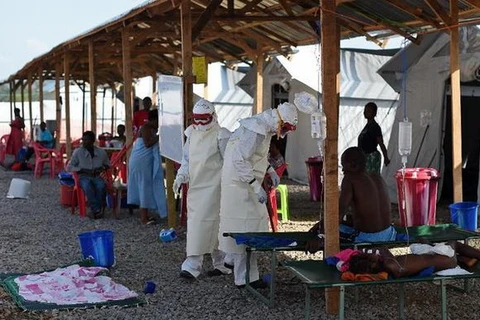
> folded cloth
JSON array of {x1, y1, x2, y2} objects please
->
[
  {"x1": 410, "y1": 243, "x2": 455, "y2": 257},
  {"x1": 233, "y1": 235, "x2": 296, "y2": 248},
  {"x1": 341, "y1": 271, "x2": 389, "y2": 281},
  {"x1": 326, "y1": 248, "x2": 361, "y2": 272},
  {"x1": 436, "y1": 266, "x2": 472, "y2": 276}
]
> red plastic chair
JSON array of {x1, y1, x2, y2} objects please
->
[
  {"x1": 266, "y1": 163, "x2": 288, "y2": 232},
  {"x1": 32, "y1": 142, "x2": 56, "y2": 179},
  {"x1": 71, "y1": 169, "x2": 114, "y2": 218},
  {"x1": 0, "y1": 134, "x2": 9, "y2": 164},
  {"x1": 71, "y1": 172, "x2": 87, "y2": 217}
]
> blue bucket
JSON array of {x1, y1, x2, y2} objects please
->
[
  {"x1": 78, "y1": 230, "x2": 115, "y2": 268},
  {"x1": 449, "y1": 202, "x2": 479, "y2": 231}
]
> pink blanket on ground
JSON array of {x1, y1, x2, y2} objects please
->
[{"x1": 14, "y1": 265, "x2": 138, "y2": 305}]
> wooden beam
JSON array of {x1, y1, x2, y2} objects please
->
[
  {"x1": 425, "y1": 0, "x2": 453, "y2": 26},
  {"x1": 55, "y1": 62, "x2": 62, "y2": 148},
  {"x1": 121, "y1": 29, "x2": 133, "y2": 148},
  {"x1": 89, "y1": 40, "x2": 97, "y2": 133},
  {"x1": 321, "y1": 0, "x2": 340, "y2": 314},
  {"x1": 64, "y1": 52, "x2": 72, "y2": 157},
  {"x1": 465, "y1": 0, "x2": 480, "y2": 10},
  {"x1": 238, "y1": 0, "x2": 263, "y2": 14},
  {"x1": 255, "y1": 52, "x2": 264, "y2": 115},
  {"x1": 337, "y1": 17, "x2": 384, "y2": 47},
  {"x1": 388, "y1": 0, "x2": 441, "y2": 28},
  {"x1": 27, "y1": 74, "x2": 33, "y2": 141},
  {"x1": 345, "y1": 2, "x2": 419, "y2": 43},
  {"x1": 450, "y1": 0, "x2": 462, "y2": 202},
  {"x1": 38, "y1": 67, "x2": 44, "y2": 123},
  {"x1": 192, "y1": 0, "x2": 223, "y2": 41}
]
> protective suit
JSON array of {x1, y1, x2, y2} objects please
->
[
  {"x1": 174, "y1": 99, "x2": 232, "y2": 279},
  {"x1": 218, "y1": 102, "x2": 298, "y2": 286}
]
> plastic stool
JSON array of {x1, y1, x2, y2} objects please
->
[{"x1": 276, "y1": 184, "x2": 289, "y2": 221}]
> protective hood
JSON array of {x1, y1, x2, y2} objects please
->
[{"x1": 192, "y1": 98, "x2": 217, "y2": 131}]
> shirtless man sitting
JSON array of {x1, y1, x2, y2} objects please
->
[
  {"x1": 349, "y1": 241, "x2": 480, "y2": 278},
  {"x1": 305, "y1": 147, "x2": 396, "y2": 254}
]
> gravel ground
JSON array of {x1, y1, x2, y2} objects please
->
[{"x1": 1, "y1": 169, "x2": 480, "y2": 320}]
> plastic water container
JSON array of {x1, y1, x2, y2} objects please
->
[
  {"x1": 159, "y1": 228, "x2": 177, "y2": 242},
  {"x1": 78, "y1": 230, "x2": 115, "y2": 268},
  {"x1": 7, "y1": 178, "x2": 31, "y2": 199},
  {"x1": 449, "y1": 202, "x2": 479, "y2": 231}
]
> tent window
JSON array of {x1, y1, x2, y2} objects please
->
[{"x1": 272, "y1": 84, "x2": 288, "y2": 108}]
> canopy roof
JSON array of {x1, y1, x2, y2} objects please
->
[{"x1": 5, "y1": 0, "x2": 480, "y2": 86}]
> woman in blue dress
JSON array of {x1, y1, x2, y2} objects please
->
[{"x1": 128, "y1": 109, "x2": 167, "y2": 224}]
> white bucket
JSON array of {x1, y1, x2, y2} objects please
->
[{"x1": 7, "y1": 178, "x2": 31, "y2": 199}]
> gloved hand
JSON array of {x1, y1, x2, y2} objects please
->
[
  {"x1": 251, "y1": 180, "x2": 267, "y2": 204},
  {"x1": 267, "y1": 167, "x2": 280, "y2": 188},
  {"x1": 173, "y1": 174, "x2": 189, "y2": 195}
]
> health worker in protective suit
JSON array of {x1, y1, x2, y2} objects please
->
[
  {"x1": 174, "y1": 99, "x2": 233, "y2": 279},
  {"x1": 218, "y1": 102, "x2": 298, "y2": 288}
]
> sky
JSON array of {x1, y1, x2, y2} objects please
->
[{"x1": 0, "y1": 0, "x2": 404, "y2": 81}]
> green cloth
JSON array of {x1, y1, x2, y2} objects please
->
[{"x1": 0, "y1": 261, "x2": 144, "y2": 311}]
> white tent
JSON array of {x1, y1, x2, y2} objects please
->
[
  {"x1": 379, "y1": 26, "x2": 480, "y2": 203},
  {"x1": 239, "y1": 45, "x2": 400, "y2": 185}
]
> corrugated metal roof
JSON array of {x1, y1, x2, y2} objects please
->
[{"x1": 4, "y1": 0, "x2": 480, "y2": 86}]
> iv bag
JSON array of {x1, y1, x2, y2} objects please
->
[
  {"x1": 311, "y1": 110, "x2": 326, "y2": 141},
  {"x1": 294, "y1": 91, "x2": 318, "y2": 115},
  {"x1": 398, "y1": 120, "x2": 412, "y2": 164}
]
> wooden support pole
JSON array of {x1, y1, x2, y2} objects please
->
[
  {"x1": 39, "y1": 67, "x2": 44, "y2": 123},
  {"x1": 450, "y1": 0, "x2": 462, "y2": 202},
  {"x1": 89, "y1": 40, "x2": 97, "y2": 133},
  {"x1": 55, "y1": 62, "x2": 62, "y2": 148},
  {"x1": 181, "y1": 0, "x2": 193, "y2": 128},
  {"x1": 321, "y1": 0, "x2": 341, "y2": 314},
  {"x1": 151, "y1": 74, "x2": 157, "y2": 108},
  {"x1": 12, "y1": 80, "x2": 17, "y2": 111},
  {"x1": 255, "y1": 52, "x2": 264, "y2": 114},
  {"x1": 111, "y1": 87, "x2": 115, "y2": 135},
  {"x1": 21, "y1": 80, "x2": 25, "y2": 120},
  {"x1": 27, "y1": 73, "x2": 33, "y2": 141},
  {"x1": 64, "y1": 52, "x2": 72, "y2": 157},
  {"x1": 122, "y1": 29, "x2": 133, "y2": 147},
  {"x1": 9, "y1": 81, "x2": 13, "y2": 121}
]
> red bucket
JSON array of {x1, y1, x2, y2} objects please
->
[{"x1": 396, "y1": 168, "x2": 440, "y2": 227}]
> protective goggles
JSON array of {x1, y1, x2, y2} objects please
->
[
  {"x1": 192, "y1": 113, "x2": 214, "y2": 126},
  {"x1": 275, "y1": 108, "x2": 297, "y2": 137}
]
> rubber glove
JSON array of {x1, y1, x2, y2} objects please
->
[
  {"x1": 267, "y1": 167, "x2": 280, "y2": 188},
  {"x1": 251, "y1": 180, "x2": 267, "y2": 204},
  {"x1": 173, "y1": 174, "x2": 189, "y2": 195}
]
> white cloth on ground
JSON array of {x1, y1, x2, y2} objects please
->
[{"x1": 14, "y1": 265, "x2": 137, "y2": 305}]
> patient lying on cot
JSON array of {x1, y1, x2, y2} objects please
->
[{"x1": 348, "y1": 241, "x2": 480, "y2": 278}]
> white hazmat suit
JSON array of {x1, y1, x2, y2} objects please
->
[
  {"x1": 218, "y1": 102, "x2": 298, "y2": 286},
  {"x1": 174, "y1": 99, "x2": 232, "y2": 279}
]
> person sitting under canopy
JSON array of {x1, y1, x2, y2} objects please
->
[{"x1": 305, "y1": 147, "x2": 396, "y2": 254}]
